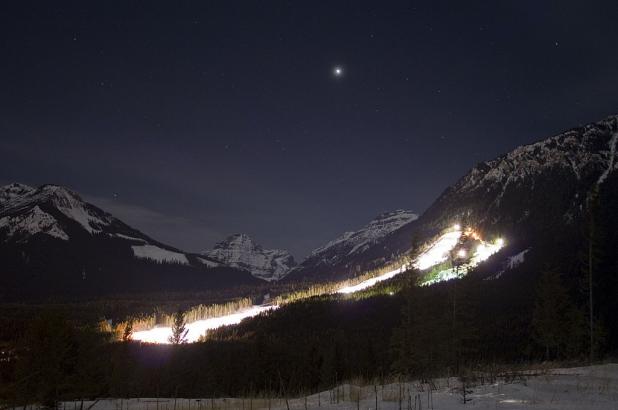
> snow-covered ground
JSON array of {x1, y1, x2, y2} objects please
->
[
  {"x1": 131, "y1": 245, "x2": 190, "y2": 265},
  {"x1": 49, "y1": 364, "x2": 618, "y2": 409},
  {"x1": 413, "y1": 228, "x2": 463, "y2": 271},
  {"x1": 337, "y1": 265, "x2": 405, "y2": 294}
]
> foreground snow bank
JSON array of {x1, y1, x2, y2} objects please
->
[{"x1": 50, "y1": 364, "x2": 618, "y2": 409}]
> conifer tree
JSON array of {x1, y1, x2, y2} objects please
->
[
  {"x1": 122, "y1": 319, "x2": 133, "y2": 342},
  {"x1": 169, "y1": 310, "x2": 189, "y2": 345},
  {"x1": 532, "y1": 268, "x2": 585, "y2": 359},
  {"x1": 584, "y1": 187, "x2": 603, "y2": 363}
]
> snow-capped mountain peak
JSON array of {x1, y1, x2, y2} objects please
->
[
  {"x1": 0, "y1": 184, "x2": 114, "y2": 239},
  {"x1": 203, "y1": 233, "x2": 296, "y2": 281},
  {"x1": 285, "y1": 209, "x2": 418, "y2": 282},
  {"x1": 311, "y1": 209, "x2": 418, "y2": 258}
]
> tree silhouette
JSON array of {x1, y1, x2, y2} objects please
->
[{"x1": 169, "y1": 310, "x2": 189, "y2": 345}]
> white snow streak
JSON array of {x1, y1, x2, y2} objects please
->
[
  {"x1": 132, "y1": 305, "x2": 276, "y2": 343},
  {"x1": 598, "y1": 131, "x2": 618, "y2": 185},
  {"x1": 131, "y1": 245, "x2": 189, "y2": 265},
  {"x1": 413, "y1": 229, "x2": 462, "y2": 270},
  {"x1": 337, "y1": 265, "x2": 405, "y2": 294}
]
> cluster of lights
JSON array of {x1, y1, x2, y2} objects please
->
[{"x1": 414, "y1": 223, "x2": 506, "y2": 272}]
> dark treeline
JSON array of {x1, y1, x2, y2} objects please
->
[{"x1": 2, "y1": 254, "x2": 616, "y2": 407}]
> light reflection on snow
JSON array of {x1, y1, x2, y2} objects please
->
[
  {"x1": 132, "y1": 305, "x2": 276, "y2": 344},
  {"x1": 337, "y1": 266, "x2": 404, "y2": 294},
  {"x1": 470, "y1": 240, "x2": 503, "y2": 266},
  {"x1": 413, "y1": 229, "x2": 462, "y2": 270},
  {"x1": 422, "y1": 236, "x2": 505, "y2": 286}
]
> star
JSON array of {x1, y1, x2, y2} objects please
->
[{"x1": 333, "y1": 66, "x2": 344, "y2": 77}]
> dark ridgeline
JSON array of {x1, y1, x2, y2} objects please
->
[{"x1": 1, "y1": 115, "x2": 618, "y2": 405}]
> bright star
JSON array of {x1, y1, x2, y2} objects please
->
[{"x1": 333, "y1": 66, "x2": 343, "y2": 77}]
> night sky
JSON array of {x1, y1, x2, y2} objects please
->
[{"x1": 2, "y1": 2, "x2": 618, "y2": 258}]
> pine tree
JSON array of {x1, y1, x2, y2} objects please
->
[
  {"x1": 14, "y1": 313, "x2": 75, "y2": 407},
  {"x1": 169, "y1": 310, "x2": 189, "y2": 345},
  {"x1": 532, "y1": 268, "x2": 585, "y2": 359},
  {"x1": 584, "y1": 187, "x2": 603, "y2": 363},
  {"x1": 122, "y1": 320, "x2": 133, "y2": 342}
]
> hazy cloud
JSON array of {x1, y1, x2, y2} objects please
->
[{"x1": 85, "y1": 196, "x2": 223, "y2": 253}]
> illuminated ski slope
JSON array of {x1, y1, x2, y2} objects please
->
[
  {"x1": 421, "y1": 234, "x2": 505, "y2": 285},
  {"x1": 337, "y1": 225, "x2": 464, "y2": 294},
  {"x1": 413, "y1": 226, "x2": 463, "y2": 270},
  {"x1": 133, "y1": 225, "x2": 503, "y2": 344},
  {"x1": 132, "y1": 305, "x2": 276, "y2": 343},
  {"x1": 337, "y1": 265, "x2": 405, "y2": 294}
]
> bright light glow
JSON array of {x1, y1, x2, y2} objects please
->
[
  {"x1": 132, "y1": 305, "x2": 276, "y2": 344},
  {"x1": 470, "y1": 238, "x2": 504, "y2": 266},
  {"x1": 422, "y1": 233, "x2": 506, "y2": 286},
  {"x1": 333, "y1": 66, "x2": 343, "y2": 76},
  {"x1": 337, "y1": 266, "x2": 404, "y2": 294},
  {"x1": 337, "y1": 224, "x2": 466, "y2": 294},
  {"x1": 413, "y1": 228, "x2": 462, "y2": 270}
]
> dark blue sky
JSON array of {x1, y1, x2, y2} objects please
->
[{"x1": 2, "y1": 1, "x2": 618, "y2": 258}]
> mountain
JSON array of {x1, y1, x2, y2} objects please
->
[
  {"x1": 203, "y1": 233, "x2": 296, "y2": 281},
  {"x1": 288, "y1": 114, "x2": 618, "y2": 283},
  {"x1": 378, "y1": 114, "x2": 618, "y2": 260},
  {"x1": 286, "y1": 210, "x2": 418, "y2": 281},
  {"x1": 0, "y1": 184, "x2": 260, "y2": 300}
]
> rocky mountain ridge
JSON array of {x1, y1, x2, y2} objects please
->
[{"x1": 203, "y1": 233, "x2": 296, "y2": 281}]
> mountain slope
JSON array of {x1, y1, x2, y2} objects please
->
[
  {"x1": 0, "y1": 184, "x2": 259, "y2": 300},
  {"x1": 286, "y1": 210, "x2": 418, "y2": 281},
  {"x1": 380, "y1": 114, "x2": 618, "y2": 260},
  {"x1": 287, "y1": 115, "x2": 618, "y2": 283},
  {"x1": 203, "y1": 234, "x2": 295, "y2": 281}
]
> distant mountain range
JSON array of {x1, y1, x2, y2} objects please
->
[
  {"x1": 3, "y1": 114, "x2": 617, "y2": 298},
  {"x1": 0, "y1": 184, "x2": 259, "y2": 300}
]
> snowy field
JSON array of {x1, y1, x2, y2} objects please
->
[{"x1": 48, "y1": 364, "x2": 617, "y2": 410}]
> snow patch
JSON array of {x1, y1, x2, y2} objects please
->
[
  {"x1": 132, "y1": 245, "x2": 189, "y2": 265},
  {"x1": 197, "y1": 257, "x2": 220, "y2": 268},
  {"x1": 598, "y1": 131, "x2": 618, "y2": 185},
  {"x1": 113, "y1": 233, "x2": 147, "y2": 243},
  {"x1": 506, "y1": 248, "x2": 530, "y2": 269}
]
